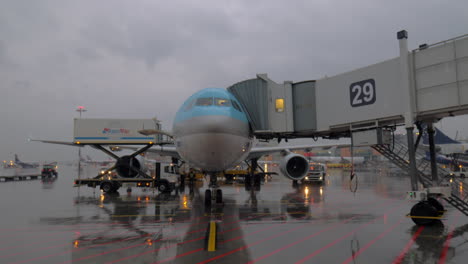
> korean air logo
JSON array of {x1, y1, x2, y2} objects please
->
[{"x1": 102, "y1": 128, "x2": 130, "y2": 134}]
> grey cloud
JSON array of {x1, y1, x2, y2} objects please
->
[
  {"x1": 74, "y1": 47, "x2": 100, "y2": 61},
  {"x1": 78, "y1": 2, "x2": 238, "y2": 68},
  {"x1": 2, "y1": 0, "x2": 468, "y2": 161}
]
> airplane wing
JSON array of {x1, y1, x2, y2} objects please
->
[
  {"x1": 247, "y1": 143, "x2": 350, "y2": 160},
  {"x1": 31, "y1": 139, "x2": 180, "y2": 159},
  {"x1": 29, "y1": 139, "x2": 85, "y2": 147}
]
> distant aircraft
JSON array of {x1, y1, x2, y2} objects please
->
[
  {"x1": 79, "y1": 154, "x2": 113, "y2": 166},
  {"x1": 424, "y1": 152, "x2": 468, "y2": 167},
  {"x1": 35, "y1": 88, "x2": 347, "y2": 206},
  {"x1": 422, "y1": 126, "x2": 468, "y2": 155},
  {"x1": 14, "y1": 154, "x2": 39, "y2": 168}
]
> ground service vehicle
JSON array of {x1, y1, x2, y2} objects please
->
[
  {"x1": 448, "y1": 166, "x2": 468, "y2": 178},
  {"x1": 41, "y1": 163, "x2": 58, "y2": 178},
  {"x1": 301, "y1": 163, "x2": 326, "y2": 184}
]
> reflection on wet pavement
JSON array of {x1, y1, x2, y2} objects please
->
[{"x1": 0, "y1": 164, "x2": 467, "y2": 263}]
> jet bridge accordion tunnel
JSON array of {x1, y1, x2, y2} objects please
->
[{"x1": 227, "y1": 74, "x2": 319, "y2": 140}]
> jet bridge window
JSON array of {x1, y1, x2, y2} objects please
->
[
  {"x1": 214, "y1": 98, "x2": 231, "y2": 107},
  {"x1": 195, "y1": 97, "x2": 213, "y2": 106},
  {"x1": 275, "y1": 98, "x2": 285, "y2": 112}
]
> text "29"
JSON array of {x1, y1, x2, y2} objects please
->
[{"x1": 349, "y1": 79, "x2": 376, "y2": 107}]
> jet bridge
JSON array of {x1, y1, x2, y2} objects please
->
[
  {"x1": 229, "y1": 32, "x2": 468, "y2": 139},
  {"x1": 229, "y1": 31, "x2": 468, "y2": 225}
]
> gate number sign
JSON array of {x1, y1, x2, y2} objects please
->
[{"x1": 349, "y1": 79, "x2": 376, "y2": 107}]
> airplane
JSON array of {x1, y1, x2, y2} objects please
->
[
  {"x1": 14, "y1": 154, "x2": 39, "y2": 168},
  {"x1": 79, "y1": 154, "x2": 113, "y2": 166},
  {"x1": 423, "y1": 152, "x2": 468, "y2": 167},
  {"x1": 34, "y1": 88, "x2": 347, "y2": 206},
  {"x1": 422, "y1": 126, "x2": 468, "y2": 155}
]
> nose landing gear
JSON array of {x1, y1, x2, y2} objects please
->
[
  {"x1": 204, "y1": 173, "x2": 223, "y2": 207},
  {"x1": 244, "y1": 158, "x2": 262, "y2": 192}
]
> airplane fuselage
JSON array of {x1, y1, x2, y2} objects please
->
[{"x1": 173, "y1": 88, "x2": 253, "y2": 172}]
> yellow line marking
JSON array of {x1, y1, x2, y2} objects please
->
[
  {"x1": 405, "y1": 214, "x2": 444, "y2": 220},
  {"x1": 207, "y1": 221, "x2": 217, "y2": 252}
]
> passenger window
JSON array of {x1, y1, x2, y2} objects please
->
[
  {"x1": 195, "y1": 97, "x2": 213, "y2": 106},
  {"x1": 232, "y1": 101, "x2": 243, "y2": 112},
  {"x1": 215, "y1": 98, "x2": 231, "y2": 107}
]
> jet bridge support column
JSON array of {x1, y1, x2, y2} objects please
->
[
  {"x1": 399, "y1": 30, "x2": 419, "y2": 192},
  {"x1": 426, "y1": 123, "x2": 439, "y2": 184},
  {"x1": 406, "y1": 127, "x2": 419, "y2": 191}
]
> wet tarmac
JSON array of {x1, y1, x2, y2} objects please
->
[{"x1": 0, "y1": 164, "x2": 467, "y2": 264}]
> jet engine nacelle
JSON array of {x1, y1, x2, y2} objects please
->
[
  {"x1": 115, "y1": 155, "x2": 147, "y2": 178},
  {"x1": 279, "y1": 152, "x2": 309, "y2": 181}
]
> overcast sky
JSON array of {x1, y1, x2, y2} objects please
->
[{"x1": 1, "y1": 0, "x2": 468, "y2": 162}]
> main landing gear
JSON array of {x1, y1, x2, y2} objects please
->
[
  {"x1": 245, "y1": 158, "x2": 262, "y2": 192},
  {"x1": 204, "y1": 173, "x2": 223, "y2": 207}
]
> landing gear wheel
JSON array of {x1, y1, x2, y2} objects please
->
[
  {"x1": 216, "y1": 189, "x2": 223, "y2": 204},
  {"x1": 205, "y1": 189, "x2": 212, "y2": 207},
  {"x1": 427, "y1": 197, "x2": 444, "y2": 213},
  {"x1": 101, "y1": 182, "x2": 114, "y2": 193},
  {"x1": 254, "y1": 174, "x2": 261, "y2": 191},
  {"x1": 245, "y1": 175, "x2": 252, "y2": 191},
  {"x1": 158, "y1": 180, "x2": 170, "y2": 193},
  {"x1": 179, "y1": 183, "x2": 185, "y2": 193},
  {"x1": 410, "y1": 201, "x2": 438, "y2": 226},
  {"x1": 292, "y1": 180, "x2": 298, "y2": 189}
]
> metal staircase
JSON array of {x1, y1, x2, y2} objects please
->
[{"x1": 372, "y1": 140, "x2": 468, "y2": 216}]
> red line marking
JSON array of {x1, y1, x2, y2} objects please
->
[
  {"x1": 105, "y1": 236, "x2": 205, "y2": 264},
  {"x1": 69, "y1": 242, "x2": 147, "y2": 263},
  {"x1": 153, "y1": 248, "x2": 204, "y2": 264},
  {"x1": 438, "y1": 210, "x2": 461, "y2": 264},
  {"x1": 340, "y1": 219, "x2": 405, "y2": 264},
  {"x1": 392, "y1": 226, "x2": 424, "y2": 264},
  {"x1": 291, "y1": 215, "x2": 402, "y2": 264},
  {"x1": 104, "y1": 211, "x2": 274, "y2": 264},
  {"x1": 438, "y1": 229, "x2": 454, "y2": 264},
  {"x1": 152, "y1": 219, "x2": 288, "y2": 264},
  {"x1": 201, "y1": 215, "x2": 359, "y2": 264},
  {"x1": 0, "y1": 228, "x2": 107, "y2": 256},
  {"x1": 8, "y1": 211, "x2": 226, "y2": 264},
  {"x1": 172, "y1": 200, "x2": 401, "y2": 264},
  {"x1": 251, "y1": 218, "x2": 359, "y2": 264},
  {"x1": 245, "y1": 202, "x2": 404, "y2": 264}
]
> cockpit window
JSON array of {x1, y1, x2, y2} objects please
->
[
  {"x1": 195, "y1": 97, "x2": 213, "y2": 106},
  {"x1": 232, "y1": 101, "x2": 243, "y2": 112},
  {"x1": 214, "y1": 98, "x2": 231, "y2": 107},
  {"x1": 183, "y1": 99, "x2": 195, "y2": 111}
]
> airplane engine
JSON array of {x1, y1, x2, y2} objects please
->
[
  {"x1": 115, "y1": 155, "x2": 147, "y2": 178},
  {"x1": 279, "y1": 152, "x2": 309, "y2": 181}
]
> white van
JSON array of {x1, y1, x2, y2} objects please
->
[
  {"x1": 448, "y1": 166, "x2": 468, "y2": 178},
  {"x1": 302, "y1": 163, "x2": 326, "y2": 183}
]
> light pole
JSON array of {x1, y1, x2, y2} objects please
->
[
  {"x1": 76, "y1": 106, "x2": 87, "y2": 118},
  {"x1": 76, "y1": 106, "x2": 87, "y2": 178}
]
